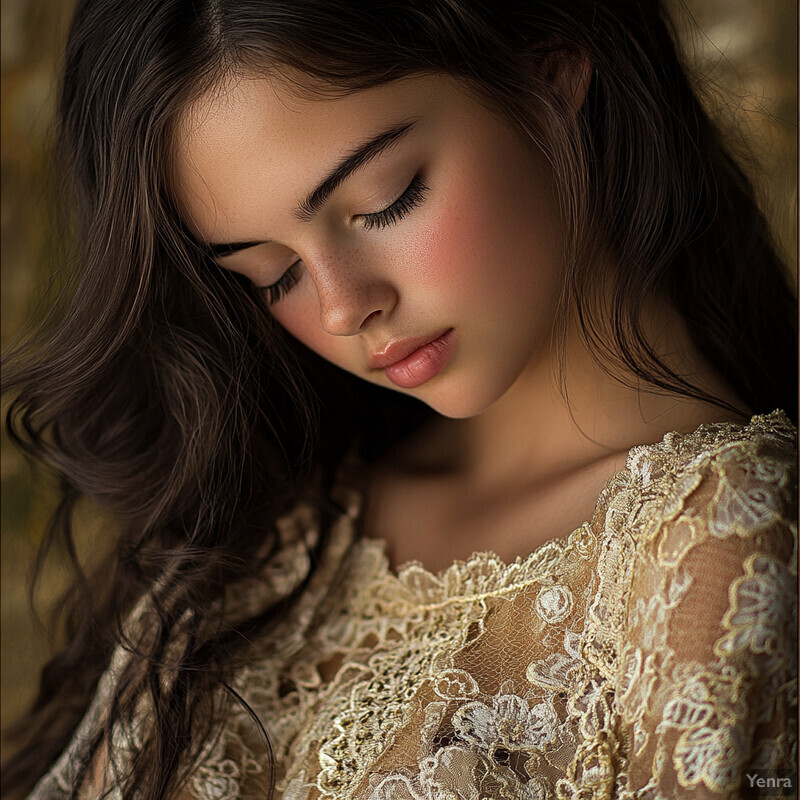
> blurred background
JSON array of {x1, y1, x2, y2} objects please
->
[{"x1": 1, "y1": 0, "x2": 797, "y2": 759}]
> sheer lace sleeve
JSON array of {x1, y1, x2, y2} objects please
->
[{"x1": 616, "y1": 435, "x2": 798, "y2": 798}]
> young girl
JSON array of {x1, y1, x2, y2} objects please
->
[{"x1": 3, "y1": 0, "x2": 797, "y2": 798}]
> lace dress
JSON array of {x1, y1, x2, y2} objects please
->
[{"x1": 30, "y1": 411, "x2": 798, "y2": 800}]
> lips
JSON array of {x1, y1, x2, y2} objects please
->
[
  {"x1": 368, "y1": 329, "x2": 452, "y2": 370},
  {"x1": 369, "y1": 328, "x2": 456, "y2": 389}
]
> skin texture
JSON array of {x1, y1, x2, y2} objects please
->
[{"x1": 175, "y1": 72, "x2": 749, "y2": 569}]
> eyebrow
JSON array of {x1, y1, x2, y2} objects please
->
[
  {"x1": 204, "y1": 119, "x2": 418, "y2": 257},
  {"x1": 295, "y1": 119, "x2": 418, "y2": 222}
]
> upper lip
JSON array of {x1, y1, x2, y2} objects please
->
[{"x1": 367, "y1": 328, "x2": 451, "y2": 370}]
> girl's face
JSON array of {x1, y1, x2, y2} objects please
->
[{"x1": 175, "y1": 74, "x2": 566, "y2": 418}]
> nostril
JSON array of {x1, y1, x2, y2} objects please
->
[{"x1": 360, "y1": 310, "x2": 382, "y2": 329}]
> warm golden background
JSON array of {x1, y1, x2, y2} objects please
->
[{"x1": 1, "y1": 0, "x2": 797, "y2": 756}]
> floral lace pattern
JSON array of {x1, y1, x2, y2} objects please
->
[{"x1": 29, "y1": 411, "x2": 798, "y2": 800}]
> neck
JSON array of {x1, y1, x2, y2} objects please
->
[{"x1": 400, "y1": 302, "x2": 750, "y2": 490}]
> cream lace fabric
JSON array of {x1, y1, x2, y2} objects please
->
[{"x1": 29, "y1": 411, "x2": 798, "y2": 800}]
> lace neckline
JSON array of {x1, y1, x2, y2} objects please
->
[{"x1": 339, "y1": 410, "x2": 794, "y2": 606}]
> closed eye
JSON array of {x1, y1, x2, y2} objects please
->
[
  {"x1": 260, "y1": 175, "x2": 429, "y2": 304},
  {"x1": 359, "y1": 175, "x2": 429, "y2": 231},
  {"x1": 260, "y1": 259, "x2": 302, "y2": 305}
]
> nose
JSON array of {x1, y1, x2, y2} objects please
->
[{"x1": 310, "y1": 251, "x2": 397, "y2": 336}]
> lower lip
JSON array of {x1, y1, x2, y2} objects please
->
[{"x1": 383, "y1": 329, "x2": 456, "y2": 389}]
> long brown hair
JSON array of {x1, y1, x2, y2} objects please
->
[{"x1": 3, "y1": 0, "x2": 796, "y2": 797}]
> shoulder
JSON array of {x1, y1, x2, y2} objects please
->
[
  {"x1": 590, "y1": 410, "x2": 796, "y2": 615},
  {"x1": 619, "y1": 410, "x2": 797, "y2": 628},
  {"x1": 585, "y1": 411, "x2": 796, "y2": 672},
  {"x1": 622, "y1": 409, "x2": 796, "y2": 549}
]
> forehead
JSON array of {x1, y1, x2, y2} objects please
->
[{"x1": 172, "y1": 73, "x2": 442, "y2": 242}]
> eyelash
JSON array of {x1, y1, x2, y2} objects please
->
[
  {"x1": 359, "y1": 175, "x2": 429, "y2": 231},
  {"x1": 262, "y1": 261, "x2": 302, "y2": 305},
  {"x1": 261, "y1": 175, "x2": 429, "y2": 304}
]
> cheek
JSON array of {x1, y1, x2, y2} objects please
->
[
  {"x1": 399, "y1": 178, "x2": 513, "y2": 302},
  {"x1": 407, "y1": 185, "x2": 541, "y2": 307},
  {"x1": 400, "y1": 212, "x2": 471, "y2": 294},
  {"x1": 270, "y1": 294, "x2": 346, "y2": 364}
]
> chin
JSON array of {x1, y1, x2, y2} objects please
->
[{"x1": 410, "y1": 375, "x2": 508, "y2": 420}]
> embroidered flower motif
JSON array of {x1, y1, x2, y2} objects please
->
[
  {"x1": 616, "y1": 645, "x2": 658, "y2": 754},
  {"x1": 566, "y1": 677, "x2": 616, "y2": 739},
  {"x1": 526, "y1": 652, "x2": 579, "y2": 691},
  {"x1": 192, "y1": 757, "x2": 241, "y2": 800},
  {"x1": 369, "y1": 746, "x2": 549, "y2": 800},
  {"x1": 667, "y1": 564, "x2": 693, "y2": 605},
  {"x1": 672, "y1": 722, "x2": 748, "y2": 791},
  {"x1": 453, "y1": 693, "x2": 558, "y2": 755},
  {"x1": 631, "y1": 595, "x2": 668, "y2": 652},
  {"x1": 418, "y1": 746, "x2": 489, "y2": 798},
  {"x1": 568, "y1": 738, "x2": 616, "y2": 790},
  {"x1": 660, "y1": 471, "x2": 704, "y2": 521},
  {"x1": 749, "y1": 456, "x2": 788, "y2": 485},
  {"x1": 632, "y1": 457, "x2": 653, "y2": 488},
  {"x1": 366, "y1": 773, "x2": 421, "y2": 800},
  {"x1": 707, "y1": 450, "x2": 784, "y2": 537},
  {"x1": 715, "y1": 553, "x2": 796, "y2": 668},
  {"x1": 571, "y1": 523, "x2": 597, "y2": 559},
  {"x1": 422, "y1": 746, "x2": 549, "y2": 800},
  {"x1": 433, "y1": 668, "x2": 480, "y2": 700},
  {"x1": 627, "y1": 444, "x2": 667, "y2": 488},
  {"x1": 535, "y1": 584, "x2": 574, "y2": 624},
  {"x1": 282, "y1": 777, "x2": 312, "y2": 800},
  {"x1": 656, "y1": 662, "x2": 750, "y2": 791},
  {"x1": 563, "y1": 629, "x2": 582, "y2": 659}
]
